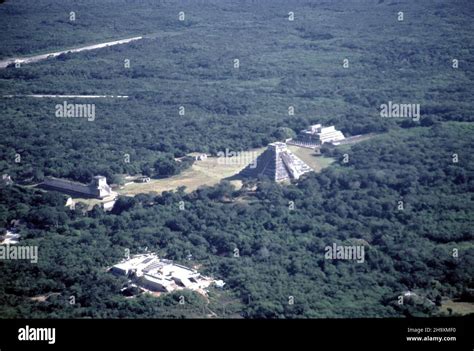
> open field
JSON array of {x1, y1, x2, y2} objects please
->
[
  {"x1": 118, "y1": 148, "x2": 267, "y2": 196},
  {"x1": 440, "y1": 300, "x2": 474, "y2": 316},
  {"x1": 288, "y1": 145, "x2": 335, "y2": 172},
  {"x1": 119, "y1": 145, "x2": 335, "y2": 196}
]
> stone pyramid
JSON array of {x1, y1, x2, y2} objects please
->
[{"x1": 240, "y1": 142, "x2": 313, "y2": 182}]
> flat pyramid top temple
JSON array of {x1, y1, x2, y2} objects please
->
[{"x1": 240, "y1": 142, "x2": 314, "y2": 182}]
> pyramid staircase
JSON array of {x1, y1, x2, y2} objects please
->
[{"x1": 240, "y1": 142, "x2": 313, "y2": 182}]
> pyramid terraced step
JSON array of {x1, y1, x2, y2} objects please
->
[{"x1": 240, "y1": 142, "x2": 314, "y2": 182}]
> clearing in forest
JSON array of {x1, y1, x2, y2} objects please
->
[{"x1": 118, "y1": 146, "x2": 335, "y2": 196}]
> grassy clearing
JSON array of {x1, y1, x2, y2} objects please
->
[
  {"x1": 118, "y1": 147, "x2": 267, "y2": 196},
  {"x1": 119, "y1": 145, "x2": 336, "y2": 196},
  {"x1": 288, "y1": 145, "x2": 335, "y2": 171},
  {"x1": 439, "y1": 300, "x2": 474, "y2": 316}
]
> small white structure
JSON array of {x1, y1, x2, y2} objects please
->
[
  {"x1": 1, "y1": 174, "x2": 13, "y2": 185},
  {"x1": 110, "y1": 254, "x2": 221, "y2": 295},
  {"x1": 65, "y1": 197, "x2": 75, "y2": 209},
  {"x1": 91, "y1": 176, "x2": 114, "y2": 198},
  {"x1": 135, "y1": 176, "x2": 151, "y2": 183},
  {"x1": 194, "y1": 154, "x2": 208, "y2": 161},
  {"x1": 214, "y1": 280, "x2": 226, "y2": 288}
]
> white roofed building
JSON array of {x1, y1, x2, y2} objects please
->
[
  {"x1": 110, "y1": 254, "x2": 220, "y2": 295},
  {"x1": 290, "y1": 124, "x2": 345, "y2": 147}
]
